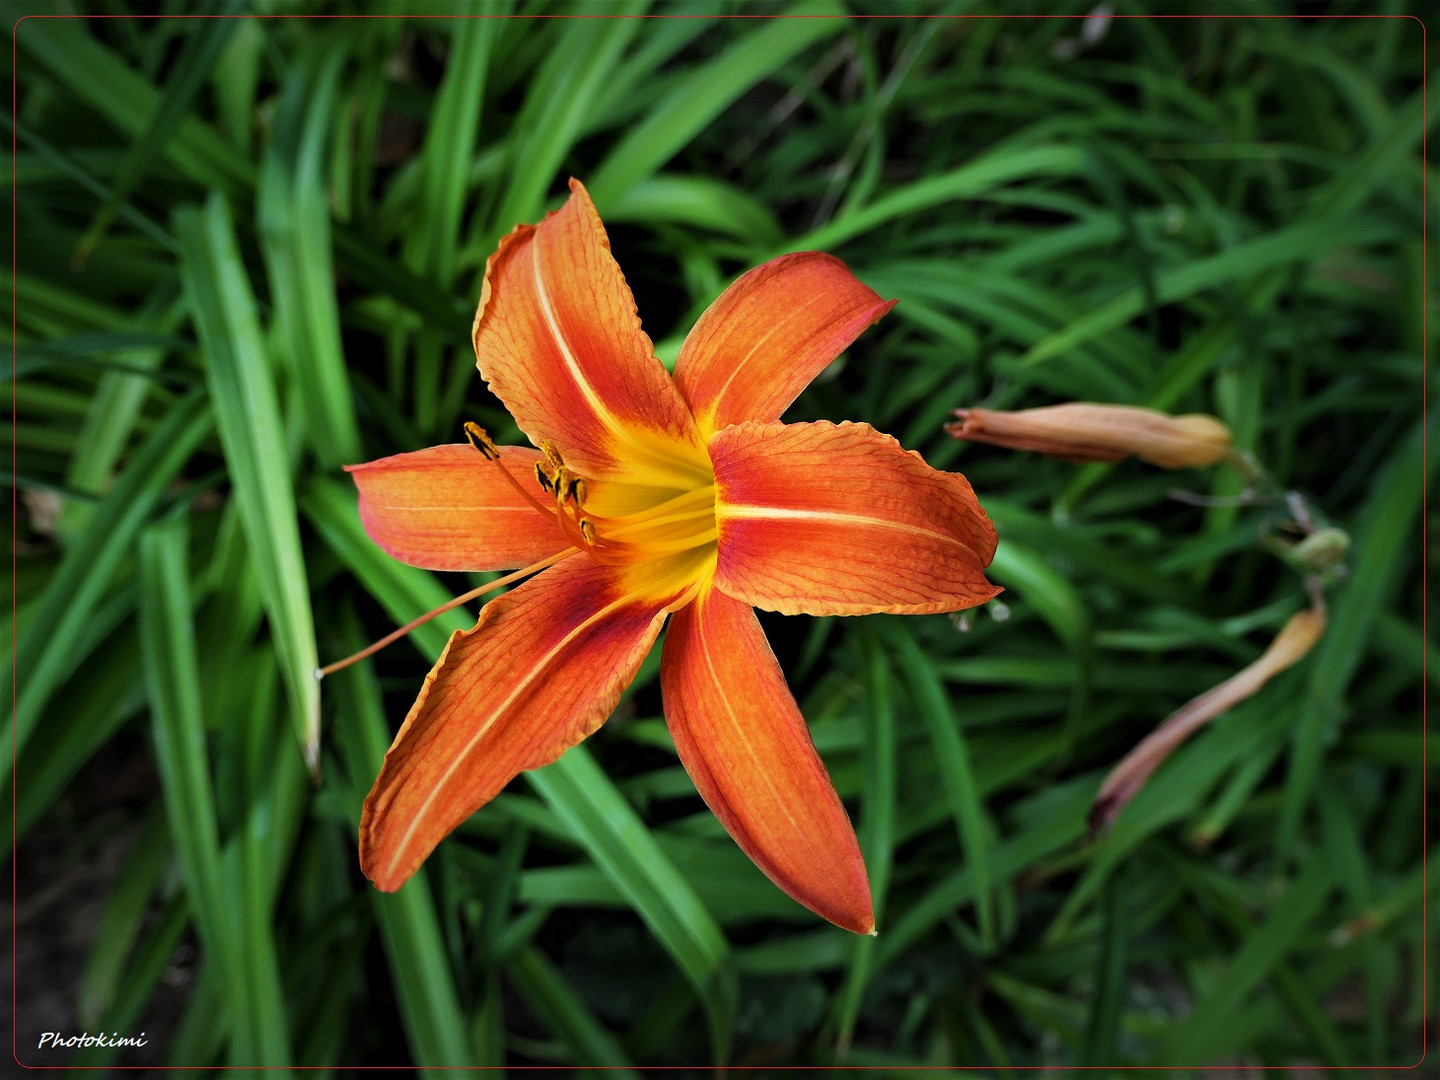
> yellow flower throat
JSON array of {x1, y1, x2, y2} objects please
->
[{"x1": 465, "y1": 422, "x2": 718, "y2": 601}]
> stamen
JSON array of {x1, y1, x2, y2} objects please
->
[
  {"x1": 463, "y1": 421, "x2": 500, "y2": 461},
  {"x1": 454, "y1": 423, "x2": 716, "y2": 570},
  {"x1": 591, "y1": 529, "x2": 719, "y2": 557},
  {"x1": 579, "y1": 485, "x2": 716, "y2": 536},
  {"x1": 458, "y1": 422, "x2": 599, "y2": 557},
  {"x1": 604, "y1": 506, "x2": 716, "y2": 541},
  {"x1": 463, "y1": 424, "x2": 561, "y2": 521},
  {"x1": 316, "y1": 547, "x2": 576, "y2": 678}
]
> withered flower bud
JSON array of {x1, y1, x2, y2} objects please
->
[
  {"x1": 946, "y1": 403, "x2": 1232, "y2": 469},
  {"x1": 1089, "y1": 606, "x2": 1326, "y2": 835}
]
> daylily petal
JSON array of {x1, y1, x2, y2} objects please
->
[
  {"x1": 673, "y1": 252, "x2": 896, "y2": 437},
  {"x1": 346, "y1": 444, "x2": 568, "y2": 571},
  {"x1": 710, "y1": 420, "x2": 1000, "y2": 616},
  {"x1": 473, "y1": 178, "x2": 704, "y2": 482},
  {"x1": 661, "y1": 588, "x2": 873, "y2": 934},
  {"x1": 360, "y1": 553, "x2": 672, "y2": 891}
]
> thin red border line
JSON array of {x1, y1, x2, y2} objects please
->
[
  {"x1": 8, "y1": 6, "x2": 1428, "y2": 1077},
  {"x1": 0, "y1": 10, "x2": 1428, "y2": 16}
]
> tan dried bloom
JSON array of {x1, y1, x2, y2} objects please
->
[
  {"x1": 1089, "y1": 607, "x2": 1327, "y2": 834},
  {"x1": 946, "y1": 403, "x2": 1232, "y2": 468}
]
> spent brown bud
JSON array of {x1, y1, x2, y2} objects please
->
[
  {"x1": 1089, "y1": 607, "x2": 1326, "y2": 835},
  {"x1": 947, "y1": 403, "x2": 1232, "y2": 468}
]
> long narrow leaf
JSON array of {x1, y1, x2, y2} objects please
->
[
  {"x1": 330, "y1": 613, "x2": 474, "y2": 1067},
  {"x1": 177, "y1": 193, "x2": 320, "y2": 772},
  {"x1": 5, "y1": 393, "x2": 210, "y2": 785},
  {"x1": 527, "y1": 748, "x2": 736, "y2": 1063},
  {"x1": 258, "y1": 47, "x2": 362, "y2": 468},
  {"x1": 886, "y1": 622, "x2": 997, "y2": 949},
  {"x1": 139, "y1": 517, "x2": 287, "y2": 1065},
  {"x1": 587, "y1": 5, "x2": 844, "y2": 207}
]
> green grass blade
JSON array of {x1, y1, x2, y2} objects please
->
[
  {"x1": 139, "y1": 516, "x2": 285, "y2": 1065},
  {"x1": 258, "y1": 48, "x2": 362, "y2": 468},
  {"x1": 76, "y1": 806, "x2": 171, "y2": 1026},
  {"x1": 508, "y1": 946, "x2": 639, "y2": 1075},
  {"x1": 407, "y1": 6, "x2": 502, "y2": 286},
  {"x1": 226, "y1": 656, "x2": 298, "y2": 1063},
  {"x1": 330, "y1": 612, "x2": 474, "y2": 1067},
  {"x1": 1279, "y1": 419, "x2": 1427, "y2": 859},
  {"x1": 5, "y1": 393, "x2": 210, "y2": 786},
  {"x1": 63, "y1": 898, "x2": 192, "y2": 1073},
  {"x1": 884, "y1": 621, "x2": 996, "y2": 950},
  {"x1": 879, "y1": 781, "x2": 1089, "y2": 968},
  {"x1": 61, "y1": 293, "x2": 183, "y2": 526},
  {"x1": 527, "y1": 747, "x2": 735, "y2": 1062},
  {"x1": 833, "y1": 632, "x2": 897, "y2": 1055},
  {"x1": 1162, "y1": 855, "x2": 1332, "y2": 1063},
  {"x1": 1020, "y1": 213, "x2": 1408, "y2": 367},
  {"x1": 790, "y1": 144, "x2": 1089, "y2": 255},
  {"x1": 485, "y1": 10, "x2": 644, "y2": 245},
  {"x1": 16, "y1": 16, "x2": 253, "y2": 194},
  {"x1": 986, "y1": 537, "x2": 1095, "y2": 760},
  {"x1": 9, "y1": 616, "x2": 145, "y2": 851},
  {"x1": 403, "y1": 6, "x2": 504, "y2": 436},
  {"x1": 604, "y1": 174, "x2": 785, "y2": 246},
  {"x1": 74, "y1": 0, "x2": 243, "y2": 263},
  {"x1": 1077, "y1": 873, "x2": 1128, "y2": 1066},
  {"x1": 587, "y1": 5, "x2": 844, "y2": 207},
  {"x1": 177, "y1": 192, "x2": 320, "y2": 772}
]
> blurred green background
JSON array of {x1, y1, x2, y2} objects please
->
[{"x1": 9, "y1": 2, "x2": 1431, "y2": 1072}]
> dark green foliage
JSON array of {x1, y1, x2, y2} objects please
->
[{"x1": 10, "y1": 4, "x2": 1428, "y2": 1070}]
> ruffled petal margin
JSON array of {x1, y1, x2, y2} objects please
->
[
  {"x1": 661, "y1": 588, "x2": 873, "y2": 934},
  {"x1": 673, "y1": 252, "x2": 895, "y2": 437},
  {"x1": 710, "y1": 420, "x2": 1000, "y2": 616},
  {"x1": 360, "y1": 554, "x2": 671, "y2": 891},
  {"x1": 473, "y1": 178, "x2": 704, "y2": 481}
]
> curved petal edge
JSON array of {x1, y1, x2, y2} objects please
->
[
  {"x1": 711, "y1": 420, "x2": 1001, "y2": 616},
  {"x1": 472, "y1": 178, "x2": 703, "y2": 481},
  {"x1": 361, "y1": 554, "x2": 671, "y2": 890},
  {"x1": 674, "y1": 252, "x2": 896, "y2": 436},
  {"x1": 661, "y1": 588, "x2": 873, "y2": 934}
]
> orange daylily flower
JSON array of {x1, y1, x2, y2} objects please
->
[{"x1": 347, "y1": 179, "x2": 999, "y2": 935}]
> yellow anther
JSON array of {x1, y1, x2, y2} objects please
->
[
  {"x1": 534, "y1": 462, "x2": 554, "y2": 492},
  {"x1": 540, "y1": 439, "x2": 564, "y2": 471},
  {"x1": 463, "y1": 422, "x2": 500, "y2": 461},
  {"x1": 579, "y1": 519, "x2": 598, "y2": 545},
  {"x1": 564, "y1": 476, "x2": 585, "y2": 505}
]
